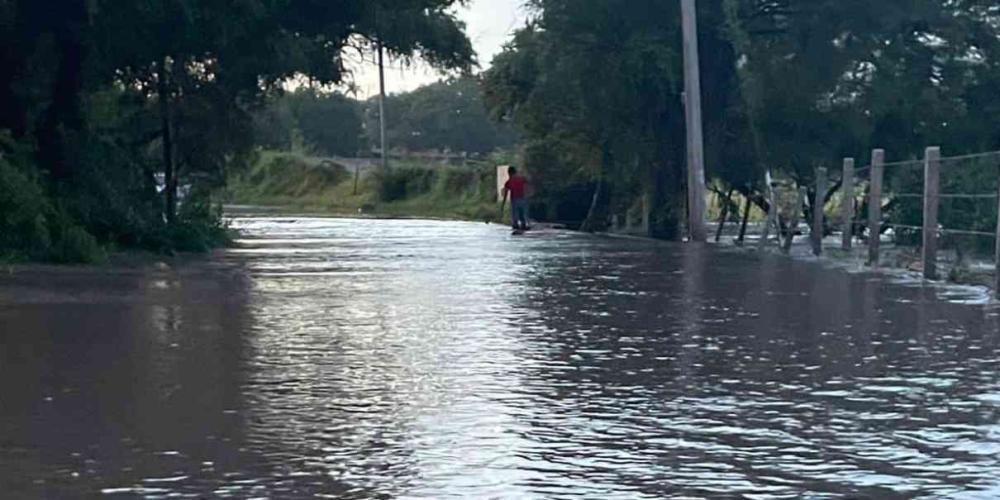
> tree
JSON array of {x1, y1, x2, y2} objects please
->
[
  {"x1": 257, "y1": 89, "x2": 365, "y2": 157},
  {"x1": 91, "y1": 0, "x2": 476, "y2": 222},
  {"x1": 724, "y1": 0, "x2": 1000, "y2": 237},
  {"x1": 0, "y1": 0, "x2": 475, "y2": 259},
  {"x1": 485, "y1": 1, "x2": 694, "y2": 235},
  {"x1": 366, "y1": 77, "x2": 517, "y2": 155}
]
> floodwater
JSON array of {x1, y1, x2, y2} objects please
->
[{"x1": 2, "y1": 217, "x2": 1000, "y2": 499}]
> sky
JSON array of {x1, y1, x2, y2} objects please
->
[{"x1": 344, "y1": 0, "x2": 527, "y2": 98}]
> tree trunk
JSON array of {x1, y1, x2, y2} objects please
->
[
  {"x1": 781, "y1": 187, "x2": 806, "y2": 253},
  {"x1": 158, "y1": 57, "x2": 177, "y2": 224},
  {"x1": 580, "y1": 176, "x2": 603, "y2": 233},
  {"x1": 802, "y1": 179, "x2": 843, "y2": 239},
  {"x1": 36, "y1": 0, "x2": 87, "y2": 184},
  {"x1": 781, "y1": 217, "x2": 796, "y2": 253},
  {"x1": 581, "y1": 144, "x2": 611, "y2": 233},
  {"x1": 758, "y1": 171, "x2": 777, "y2": 250},
  {"x1": 0, "y1": 39, "x2": 27, "y2": 136},
  {"x1": 736, "y1": 191, "x2": 752, "y2": 245},
  {"x1": 714, "y1": 188, "x2": 734, "y2": 242},
  {"x1": 857, "y1": 184, "x2": 870, "y2": 241}
]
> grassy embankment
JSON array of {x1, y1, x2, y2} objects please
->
[{"x1": 226, "y1": 151, "x2": 501, "y2": 221}]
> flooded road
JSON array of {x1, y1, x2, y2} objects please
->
[{"x1": 2, "y1": 217, "x2": 1000, "y2": 498}]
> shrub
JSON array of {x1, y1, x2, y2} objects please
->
[
  {"x1": 0, "y1": 132, "x2": 111, "y2": 263},
  {"x1": 0, "y1": 157, "x2": 50, "y2": 259},
  {"x1": 0, "y1": 154, "x2": 104, "y2": 263},
  {"x1": 173, "y1": 184, "x2": 231, "y2": 251},
  {"x1": 48, "y1": 214, "x2": 105, "y2": 263},
  {"x1": 375, "y1": 166, "x2": 436, "y2": 202}
]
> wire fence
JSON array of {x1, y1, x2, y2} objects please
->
[{"x1": 728, "y1": 147, "x2": 1000, "y2": 295}]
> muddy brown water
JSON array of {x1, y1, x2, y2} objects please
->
[{"x1": 2, "y1": 217, "x2": 999, "y2": 499}]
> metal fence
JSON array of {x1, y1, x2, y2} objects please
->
[{"x1": 748, "y1": 147, "x2": 1000, "y2": 296}]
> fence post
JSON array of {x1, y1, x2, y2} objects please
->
[
  {"x1": 868, "y1": 149, "x2": 885, "y2": 267},
  {"x1": 923, "y1": 147, "x2": 941, "y2": 280},
  {"x1": 813, "y1": 167, "x2": 828, "y2": 256},
  {"x1": 841, "y1": 158, "x2": 855, "y2": 250}
]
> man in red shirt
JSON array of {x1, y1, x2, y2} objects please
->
[{"x1": 501, "y1": 166, "x2": 529, "y2": 231}]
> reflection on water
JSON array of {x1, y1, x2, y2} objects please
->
[{"x1": 2, "y1": 217, "x2": 1000, "y2": 498}]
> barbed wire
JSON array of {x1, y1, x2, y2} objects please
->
[
  {"x1": 939, "y1": 150, "x2": 1000, "y2": 164},
  {"x1": 939, "y1": 193, "x2": 999, "y2": 199},
  {"x1": 941, "y1": 228, "x2": 997, "y2": 237},
  {"x1": 885, "y1": 192, "x2": 1000, "y2": 200},
  {"x1": 885, "y1": 223, "x2": 923, "y2": 232},
  {"x1": 831, "y1": 150, "x2": 1000, "y2": 179},
  {"x1": 881, "y1": 159, "x2": 925, "y2": 169}
]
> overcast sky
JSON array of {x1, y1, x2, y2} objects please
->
[{"x1": 345, "y1": 0, "x2": 527, "y2": 98}]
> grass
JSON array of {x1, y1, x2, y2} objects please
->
[{"x1": 226, "y1": 150, "x2": 501, "y2": 222}]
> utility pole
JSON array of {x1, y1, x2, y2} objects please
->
[
  {"x1": 681, "y1": 0, "x2": 707, "y2": 242},
  {"x1": 377, "y1": 39, "x2": 389, "y2": 172}
]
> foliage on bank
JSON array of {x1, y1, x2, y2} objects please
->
[
  {"x1": 0, "y1": 1, "x2": 473, "y2": 262},
  {"x1": 483, "y1": 0, "x2": 1000, "y2": 238},
  {"x1": 0, "y1": 133, "x2": 100, "y2": 262}
]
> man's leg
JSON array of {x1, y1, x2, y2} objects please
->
[{"x1": 516, "y1": 200, "x2": 528, "y2": 230}]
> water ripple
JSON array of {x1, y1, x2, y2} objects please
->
[{"x1": 1, "y1": 217, "x2": 999, "y2": 498}]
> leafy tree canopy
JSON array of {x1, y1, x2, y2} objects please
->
[
  {"x1": 0, "y1": 0, "x2": 474, "y2": 258},
  {"x1": 367, "y1": 77, "x2": 518, "y2": 155}
]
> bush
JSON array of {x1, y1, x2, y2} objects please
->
[
  {"x1": 0, "y1": 134, "x2": 105, "y2": 263},
  {"x1": 436, "y1": 168, "x2": 477, "y2": 196},
  {"x1": 67, "y1": 132, "x2": 163, "y2": 249},
  {"x1": 375, "y1": 166, "x2": 437, "y2": 202},
  {"x1": 174, "y1": 185, "x2": 231, "y2": 251},
  {"x1": 0, "y1": 145, "x2": 52, "y2": 260},
  {"x1": 48, "y1": 216, "x2": 105, "y2": 263}
]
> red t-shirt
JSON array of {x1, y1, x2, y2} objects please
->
[{"x1": 505, "y1": 175, "x2": 527, "y2": 200}]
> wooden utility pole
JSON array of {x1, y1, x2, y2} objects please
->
[
  {"x1": 377, "y1": 39, "x2": 388, "y2": 172},
  {"x1": 681, "y1": 0, "x2": 707, "y2": 242}
]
